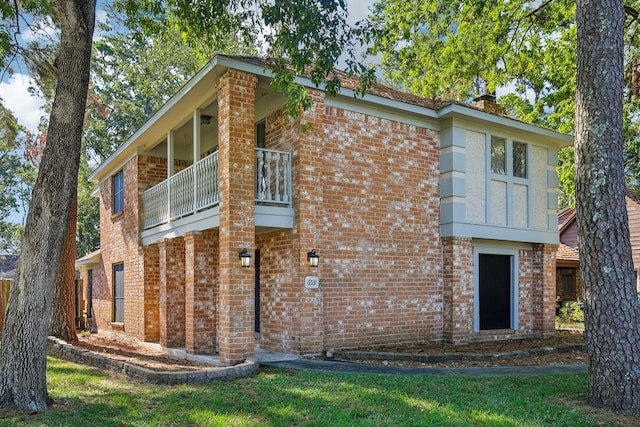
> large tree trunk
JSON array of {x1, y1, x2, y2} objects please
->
[
  {"x1": 50, "y1": 193, "x2": 78, "y2": 341},
  {"x1": 0, "y1": 1, "x2": 95, "y2": 411},
  {"x1": 575, "y1": 0, "x2": 640, "y2": 415}
]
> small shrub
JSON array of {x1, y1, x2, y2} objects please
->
[{"x1": 557, "y1": 300, "x2": 584, "y2": 323}]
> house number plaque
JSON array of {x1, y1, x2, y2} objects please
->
[{"x1": 304, "y1": 276, "x2": 320, "y2": 289}]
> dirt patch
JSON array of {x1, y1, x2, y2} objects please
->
[
  {"x1": 329, "y1": 330, "x2": 587, "y2": 368},
  {"x1": 69, "y1": 330, "x2": 586, "y2": 371},
  {"x1": 71, "y1": 333, "x2": 215, "y2": 372}
]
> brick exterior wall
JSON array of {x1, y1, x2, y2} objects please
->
[
  {"x1": 318, "y1": 108, "x2": 443, "y2": 350},
  {"x1": 442, "y1": 237, "x2": 474, "y2": 343},
  {"x1": 85, "y1": 68, "x2": 559, "y2": 360}
]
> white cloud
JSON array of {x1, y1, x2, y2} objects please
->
[
  {"x1": 0, "y1": 74, "x2": 45, "y2": 133},
  {"x1": 18, "y1": 17, "x2": 58, "y2": 45}
]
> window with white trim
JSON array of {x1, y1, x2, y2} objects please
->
[
  {"x1": 490, "y1": 136, "x2": 528, "y2": 178},
  {"x1": 113, "y1": 263, "x2": 124, "y2": 323},
  {"x1": 113, "y1": 170, "x2": 124, "y2": 214}
]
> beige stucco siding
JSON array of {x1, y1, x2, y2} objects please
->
[
  {"x1": 531, "y1": 145, "x2": 548, "y2": 229},
  {"x1": 465, "y1": 130, "x2": 486, "y2": 223}
]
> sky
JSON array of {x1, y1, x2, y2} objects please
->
[{"x1": 1, "y1": 3, "x2": 375, "y2": 135}]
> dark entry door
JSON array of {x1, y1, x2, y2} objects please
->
[
  {"x1": 254, "y1": 250, "x2": 261, "y2": 333},
  {"x1": 479, "y1": 254, "x2": 512, "y2": 330}
]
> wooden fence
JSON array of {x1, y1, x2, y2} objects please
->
[{"x1": 0, "y1": 279, "x2": 85, "y2": 333}]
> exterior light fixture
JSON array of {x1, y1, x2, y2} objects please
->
[
  {"x1": 239, "y1": 248, "x2": 251, "y2": 268},
  {"x1": 200, "y1": 114, "x2": 212, "y2": 125},
  {"x1": 307, "y1": 249, "x2": 319, "y2": 267}
]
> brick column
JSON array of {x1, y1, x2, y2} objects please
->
[
  {"x1": 534, "y1": 243, "x2": 558, "y2": 337},
  {"x1": 158, "y1": 237, "x2": 185, "y2": 348},
  {"x1": 143, "y1": 244, "x2": 160, "y2": 342},
  {"x1": 217, "y1": 70, "x2": 257, "y2": 365},
  {"x1": 442, "y1": 236, "x2": 474, "y2": 344},
  {"x1": 293, "y1": 89, "x2": 326, "y2": 354},
  {"x1": 184, "y1": 231, "x2": 217, "y2": 354}
]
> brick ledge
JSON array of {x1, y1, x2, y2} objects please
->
[{"x1": 47, "y1": 336, "x2": 258, "y2": 385}]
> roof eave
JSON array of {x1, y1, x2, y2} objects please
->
[{"x1": 437, "y1": 104, "x2": 574, "y2": 148}]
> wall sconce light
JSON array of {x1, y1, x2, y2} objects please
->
[
  {"x1": 307, "y1": 249, "x2": 319, "y2": 267},
  {"x1": 239, "y1": 248, "x2": 251, "y2": 268},
  {"x1": 200, "y1": 114, "x2": 212, "y2": 125}
]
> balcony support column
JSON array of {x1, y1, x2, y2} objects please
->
[
  {"x1": 167, "y1": 130, "x2": 174, "y2": 222},
  {"x1": 193, "y1": 109, "x2": 201, "y2": 213},
  {"x1": 217, "y1": 69, "x2": 257, "y2": 365}
]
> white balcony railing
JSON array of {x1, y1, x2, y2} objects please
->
[{"x1": 143, "y1": 148, "x2": 291, "y2": 230}]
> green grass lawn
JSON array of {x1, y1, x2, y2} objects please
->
[{"x1": 0, "y1": 357, "x2": 634, "y2": 426}]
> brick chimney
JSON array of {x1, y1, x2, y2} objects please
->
[{"x1": 473, "y1": 93, "x2": 503, "y2": 115}]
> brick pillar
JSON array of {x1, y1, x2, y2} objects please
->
[
  {"x1": 158, "y1": 237, "x2": 186, "y2": 348},
  {"x1": 184, "y1": 231, "x2": 217, "y2": 354},
  {"x1": 534, "y1": 243, "x2": 557, "y2": 337},
  {"x1": 442, "y1": 236, "x2": 474, "y2": 344},
  {"x1": 293, "y1": 89, "x2": 326, "y2": 354},
  {"x1": 143, "y1": 244, "x2": 160, "y2": 342},
  {"x1": 217, "y1": 69, "x2": 257, "y2": 365}
]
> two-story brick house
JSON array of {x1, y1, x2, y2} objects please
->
[{"x1": 75, "y1": 55, "x2": 571, "y2": 365}]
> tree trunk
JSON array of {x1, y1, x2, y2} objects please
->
[
  {"x1": 50, "y1": 193, "x2": 78, "y2": 341},
  {"x1": 575, "y1": 0, "x2": 640, "y2": 415},
  {"x1": 0, "y1": 0, "x2": 95, "y2": 412}
]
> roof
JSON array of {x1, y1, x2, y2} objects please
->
[
  {"x1": 625, "y1": 187, "x2": 640, "y2": 204},
  {"x1": 89, "y1": 54, "x2": 574, "y2": 184},
  {"x1": 557, "y1": 207, "x2": 576, "y2": 231},
  {"x1": 556, "y1": 243, "x2": 579, "y2": 261},
  {"x1": 75, "y1": 249, "x2": 102, "y2": 270},
  {"x1": 557, "y1": 189, "x2": 640, "y2": 266},
  {"x1": 0, "y1": 254, "x2": 18, "y2": 279}
]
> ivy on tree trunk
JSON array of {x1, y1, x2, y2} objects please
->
[{"x1": 575, "y1": 0, "x2": 640, "y2": 415}]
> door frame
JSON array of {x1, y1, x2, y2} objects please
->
[{"x1": 473, "y1": 244, "x2": 520, "y2": 332}]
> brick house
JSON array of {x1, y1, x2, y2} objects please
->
[
  {"x1": 75, "y1": 55, "x2": 571, "y2": 365},
  {"x1": 556, "y1": 188, "x2": 640, "y2": 302}
]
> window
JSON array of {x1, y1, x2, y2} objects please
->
[
  {"x1": 490, "y1": 136, "x2": 506, "y2": 174},
  {"x1": 87, "y1": 269, "x2": 93, "y2": 318},
  {"x1": 490, "y1": 137, "x2": 528, "y2": 178},
  {"x1": 113, "y1": 170, "x2": 124, "y2": 214},
  {"x1": 256, "y1": 120, "x2": 266, "y2": 148},
  {"x1": 513, "y1": 142, "x2": 527, "y2": 178},
  {"x1": 558, "y1": 268, "x2": 575, "y2": 295},
  {"x1": 113, "y1": 263, "x2": 124, "y2": 323}
]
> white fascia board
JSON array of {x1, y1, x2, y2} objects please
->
[{"x1": 437, "y1": 104, "x2": 573, "y2": 148}]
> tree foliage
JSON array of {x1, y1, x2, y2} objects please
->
[
  {"x1": 368, "y1": 0, "x2": 640, "y2": 207},
  {"x1": 0, "y1": 103, "x2": 33, "y2": 253}
]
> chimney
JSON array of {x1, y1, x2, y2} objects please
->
[{"x1": 472, "y1": 93, "x2": 503, "y2": 115}]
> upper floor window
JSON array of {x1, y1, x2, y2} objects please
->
[
  {"x1": 113, "y1": 170, "x2": 124, "y2": 214},
  {"x1": 490, "y1": 137, "x2": 506, "y2": 174},
  {"x1": 490, "y1": 136, "x2": 528, "y2": 178},
  {"x1": 256, "y1": 120, "x2": 266, "y2": 148},
  {"x1": 513, "y1": 142, "x2": 527, "y2": 178}
]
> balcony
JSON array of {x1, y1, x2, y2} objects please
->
[{"x1": 141, "y1": 148, "x2": 293, "y2": 242}]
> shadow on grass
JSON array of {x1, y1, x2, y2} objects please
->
[{"x1": 0, "y1": 358, "x2": 617, "y2": 427}]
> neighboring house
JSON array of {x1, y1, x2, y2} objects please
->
[
  {"x1": 75, "y1": 55, "x2": 571, "y2": 365},
  {"x1": 556, "y1": 189, "x2": 640, "y2": 302},
  {"x1": 0, "y1": 254, "x2": 18, "y2": 279}
]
